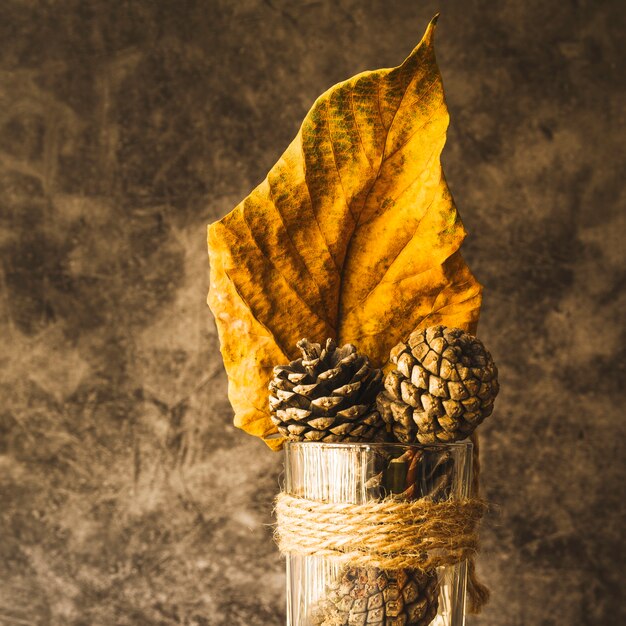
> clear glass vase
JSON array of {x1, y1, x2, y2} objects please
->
[{"x1": 283, "y1": 441, "x2": 473, "y2": 626}]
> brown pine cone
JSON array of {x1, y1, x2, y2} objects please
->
[
  {"x1": 377, "y1": 326, "x2": 499, "y2": 444},
  {"x1": 269, "y1": 338, "x2": 385, "y2": 442},
  {"x1": 316, "y1": 566, "x2": 439, "y2": 626},
  {"x1": 314, "y1": 451, "x2": 452, "y2": 626}
]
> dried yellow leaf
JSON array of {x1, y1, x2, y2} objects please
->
[{"x1": 207, "y1": 17, "x2": 482, "y2": 450}]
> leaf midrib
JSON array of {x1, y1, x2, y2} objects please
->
[{"x1": 335, "y1": 60, "x2": 426, "y2": 342}]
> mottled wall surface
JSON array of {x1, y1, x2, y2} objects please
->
[{"x1": 0, "y1": 1, "x2": 623, "y2": 625}]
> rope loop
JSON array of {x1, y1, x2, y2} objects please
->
[{"x1": 274, "y1": 492, "x2": 486, "y2": 572}]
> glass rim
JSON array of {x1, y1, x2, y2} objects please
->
[{"x1": 283, "y1": 440, "x2": 472, "y2": 451}]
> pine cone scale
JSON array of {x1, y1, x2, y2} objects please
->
[{"x1": 317, "y1": 567, "x2": 439, "y2": 626}]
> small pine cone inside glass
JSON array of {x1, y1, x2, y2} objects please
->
[
  {"x1": 316, "y1": 566, "x2": 439, "y2": 626},
  {"x1": 269, "y1": 338, "x2": 385, "y2": 442},
  {"x1": 377, "y1": 326, "x2": 499, "y2": 444}
]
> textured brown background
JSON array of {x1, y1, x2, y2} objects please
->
[{"x1": 0, "y1": 1, "x2": 624, "y2": 625}]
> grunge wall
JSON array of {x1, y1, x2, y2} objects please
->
[{"x1": 0, "y1": 1, "x2": 623, "y2": 624}]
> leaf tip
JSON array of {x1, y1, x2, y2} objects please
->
[
  {"x1": 424, "y1": 13, "x2": 440, "y2": 41},
  {"x1": 401, "y1": 14, "x2": 440, "y2": 69}
]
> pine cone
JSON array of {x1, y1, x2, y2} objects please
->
[
  {"x1": 316, "y1": 567, "x2": 439, "y2": 626},
  {"x1": 269, "y1": 338, "x2": 385, "y2": 442},
  {"x1": 315, "y1": 451, "x2": 450, "y2": 626},
  {"x1": 377, "y1": 326, "x2": 499, "y2": 444}
]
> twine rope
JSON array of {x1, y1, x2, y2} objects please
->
[{"x1": 274, "y1": 492, "x2": 486, "y2": 572}]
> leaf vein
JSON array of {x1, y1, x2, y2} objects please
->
[
  {"x1": 229, "y1": 217, "x2": 336, "y2": 334},
  {"x1": 266, "y1": 175, "x2": 333, "y2": 326},
  {"x1": 222, "y1": 264, "x2": 292, "y2": 359},
  {"x1": 383, "y1": 78, "x2": 442, "y2": 161},
  {"x1": 349, "y1": 85, "x2": 374, "y2": 170},
  {"x1": 325, "y1": 98, "x2": 358, "y2": 224},
  {"x1": 299, "y1": 136, "x2": 341, "y2": 274},
  {"x1": 342, "y1": 170, "x2": 443, "y2": 318}
]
